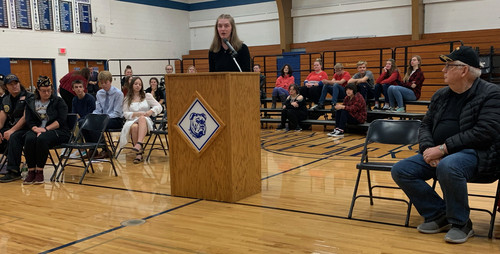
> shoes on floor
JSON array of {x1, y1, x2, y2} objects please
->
[
  {"x1": 23, "y1": 171, "x2": 36, "y2": 185},
  {"x1": 327, "y1": 128, "x2": 344, "y2": 137},
  {"x1": 417, "y1": 215, "x2": 451, "y2": 234},
  {"x1": 444, "y1": 219, "x2": 474, "y2": 244}
]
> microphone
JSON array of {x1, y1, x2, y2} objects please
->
[{"x1": 223, "y1": 38, "x2": 238, "y2": 57}]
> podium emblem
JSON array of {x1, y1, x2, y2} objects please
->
[{"x1": 178, "y1": 98, "x2": 221, "y2": 152}]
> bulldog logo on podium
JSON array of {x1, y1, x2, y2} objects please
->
[
  {"x1": 189, "y1": 113, "x2": 206, "y2": 138},
  {"x1": 178, "y1": 98, "x2": 221, "y2": 152}
]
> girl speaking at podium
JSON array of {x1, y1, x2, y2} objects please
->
[{"x1": 209, "y1": 14, "x2": 251, "y2": 72}]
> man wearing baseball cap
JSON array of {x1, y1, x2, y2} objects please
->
[
  {"x1": 0, "y1": 74, "x2": 34, "y2": 182},
  {"x1": 391, "y1": 46, "x2": 500, "y2": 243}
]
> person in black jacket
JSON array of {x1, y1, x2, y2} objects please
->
[
  {"x1": 276, "y1": 84, "x2": 307, "y2": 131},
  {"x1": 391, "y1": 46, "x2": 500, "y2": 244},
  {"x1": 22, "y1": 76, "x2": 71, "y2": 185},
  {"x1": 0, "y1": 74, "x2": 34, "y2": 183},
  {"x1": 208, "y1": 14, "x2": 251, "y2": 72}
]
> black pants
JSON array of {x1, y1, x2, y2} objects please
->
[
  {"x1": 281, "y1": 109, "x2": 307, "y2": 130},
  {"x1": 60, "y1": 88, "x2": 75, "y2": 113},
  {"x1": 299, "y1": 86, "x2": 322, "y2": 104},
  {"x1": 82, "y1": 117, "x2": 123, "y2": 150},
  {"x1": 24, "y1": 130, "x2": 70, "y2": 169},
  {"x1": 6, "y1": 129, "x2": 29, "y2": 174},
  {"x1": 335, "y1": 109, "x2": 360, "y2": 130}
]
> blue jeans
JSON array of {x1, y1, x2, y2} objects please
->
[
  {"x1": 357, "y1": 82, "x2": 374, "y2": 103},
  {"x1": 387, "y1": 86, "x2": 416, "y2": 108},
  {"x1": 318, "y1": 83, "x2": 346, "y2": 105},
  {"x1": 391, "y1": 149, "x2": 478, "y2": 225},
  {"x1": 374, "y1": 83, "x2": 391, "y2": 105},
  {"x1": 272, "y1": 87, "x2": 289, "y2": 97}
]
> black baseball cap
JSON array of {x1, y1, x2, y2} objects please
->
[
  {"x1": 4, "y1": 74, "x2": 20, "y2": 84},
  {"x1": 439, "y1": 46, "x2": 480, "y2": 68}
]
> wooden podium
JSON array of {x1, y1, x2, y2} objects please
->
[{"x1": 165, "y1": 72, "x2": 261, "y2": 202}]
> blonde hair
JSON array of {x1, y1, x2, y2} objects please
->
[
  {"x1": 403, "y1": 55, "x2": 421, "y2": 82},
  {"x1": 334, "y1": 63, "x2": 344, "y2": 70},
  {"x1": 98, "y1": 71, "x2": 112, "y2": 83},
  {"x1": 357, "y1": 61, "x2": 367, "y2": 67},
  {"x1": 209, "y1": 14, "x2": 243, "y2": 53}
]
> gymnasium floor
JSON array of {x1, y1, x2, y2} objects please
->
[{"x1": 0, "y1": 129, "x2": 498, "y2": 253}]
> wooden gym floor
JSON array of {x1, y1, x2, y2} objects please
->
[{"x1": 0, "y1": 129, "x2": 498, "y2": 253}]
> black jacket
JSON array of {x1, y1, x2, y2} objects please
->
[
  {"x1": 25, "y1": 95, "x2": 70, "y2": 133},
  {"x1": 1, "y1": 89, "x2": 33, "y2": 129},
  {"x1": 209, "y1": 43, "x2": 251, "y2": 72},
  {"x1": 419, "y1": 78, "x2": 500, "y2": 182}
]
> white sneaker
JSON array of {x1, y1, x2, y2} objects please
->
[
  {"x1": 331, "y1": 129, "x2": 344, "y2": 137},
  {"x1": 327, "y1": 128, "x2": 340, "y2": 137}
]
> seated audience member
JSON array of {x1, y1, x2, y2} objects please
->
[
  {"x1": 348, "y1": 61, "x2": 375, "y2": 105},
  {"x1": 59, "y1": 68, "x2": 90, "y2": 112},
  {"x1": 391, "y1": 46, "x2": 500, "y2": 244},
  {"x1": 120, "y1": 65, "x2": 133, "y2": 94},
  {"x1": 0, "y1": 74, "x2": 34, "y2": 183},
  {"x1": 300, "y1": 59, "x2": 328, "y2": 105},
  {"x1": 272, "y1": 64, "x2": 295, "y2": 108},
  {"x1": 72, "y1": 80, "x2": 96, "y2": 126},
  {"x1": 119, "y1": 77, "x2": 162, "y2": 163},
  {"x1": 312, "y1": 63, "x2": 351, "y2": 111},
  {"x1": 253, "y1": 64, "x2": 267, "y2": 100},
  {"x1": 387, "y1": 55, "x2": 425, "y2": 112},
  {"x1": 0, "y1": 80, "x2": 6, "y2": 100},
  {"x1": 23, "y1": 76, "x2": 71, "y2": 184},
  {"x1": 328, "y1": 83, "x2": 366, "y2": 138},
  {"x1": 87, "y1": 70, "x2": 99, "y2": 99},
  {"x1": 121, "y1": 75, "x2": 133, "y2": 96},
  {"x1": 187, "y1": 65, "x2": 197, "y2": 73},
  {"x1": 165, "y1": 64, "x2": 174, "y2": 74},
  {"x1": 145, "y1": 77, "x2": 165, "y2": 106},
  {"x1": 276, "y1": 84, "x2": 307, "y2": 132},
  {"x1": 373, "y1": 59, "x2": 401, "y2": 110},
  {"x1": 87, "y1": 71, "x2": 124, "y2": 159}
]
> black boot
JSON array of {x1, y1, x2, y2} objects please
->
[{"x1": 271, "y1": 96, "x2": 277, "y2": 109}]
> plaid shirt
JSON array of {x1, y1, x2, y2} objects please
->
[{"x1": 343, "y1": 92, "x2": 367, "y2": 123}]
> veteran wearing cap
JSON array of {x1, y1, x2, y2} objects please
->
[
  {"x1": 391, "y1": 46, "x2": 500, "y2": 244},
  {"x1": 0, "y1": 74, "x2": 34, "y2": 183}
]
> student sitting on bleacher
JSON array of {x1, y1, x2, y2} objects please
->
[
  {"x1": 348, "y1": 61, "x2": 375, "y2": 107},
  {"x1": 299, "y1": 58, "x2": 328, "y2": 106},
  {"x1": 312, "y1": 63, "x2": 351, "y2": 111},
  {"x1": 119, "y1": 77, "x2": 162, "y2": 164},
  {"x1": 276, "y1": 84, "x2": 307, "y2": 132},
  {"x1": 387, "y1": 55, "x2": 425, "y2": 112},
  {"x1": 373, "y1": 59, "x2": 401, "y2": 110},
  {"x1": 272, "y1": 64, "x2": 295, "y2": 108},
  {"x1": 253, "y1": 64, "x2": 267, "y2": 100},
  {"x1": 328, "y1": 83, "x2": 367, "y2": 138}
]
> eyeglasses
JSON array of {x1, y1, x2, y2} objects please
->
[{"x1": 444, "y1": 63, "x2": 467, "y2": 70}]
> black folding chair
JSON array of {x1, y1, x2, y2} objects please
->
[
  {"x1": 348, "y1": 119, "x2": 421, "y2": 226},
  {"x1": 48, "y1": 113, "x2": 78, "y2": 177},
  {"x1": 143, "y1": 113, "x2": 169, "y2": 161},
  {"x1": 54, "y1": 114, "x2": 117, "y2": 184}
]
